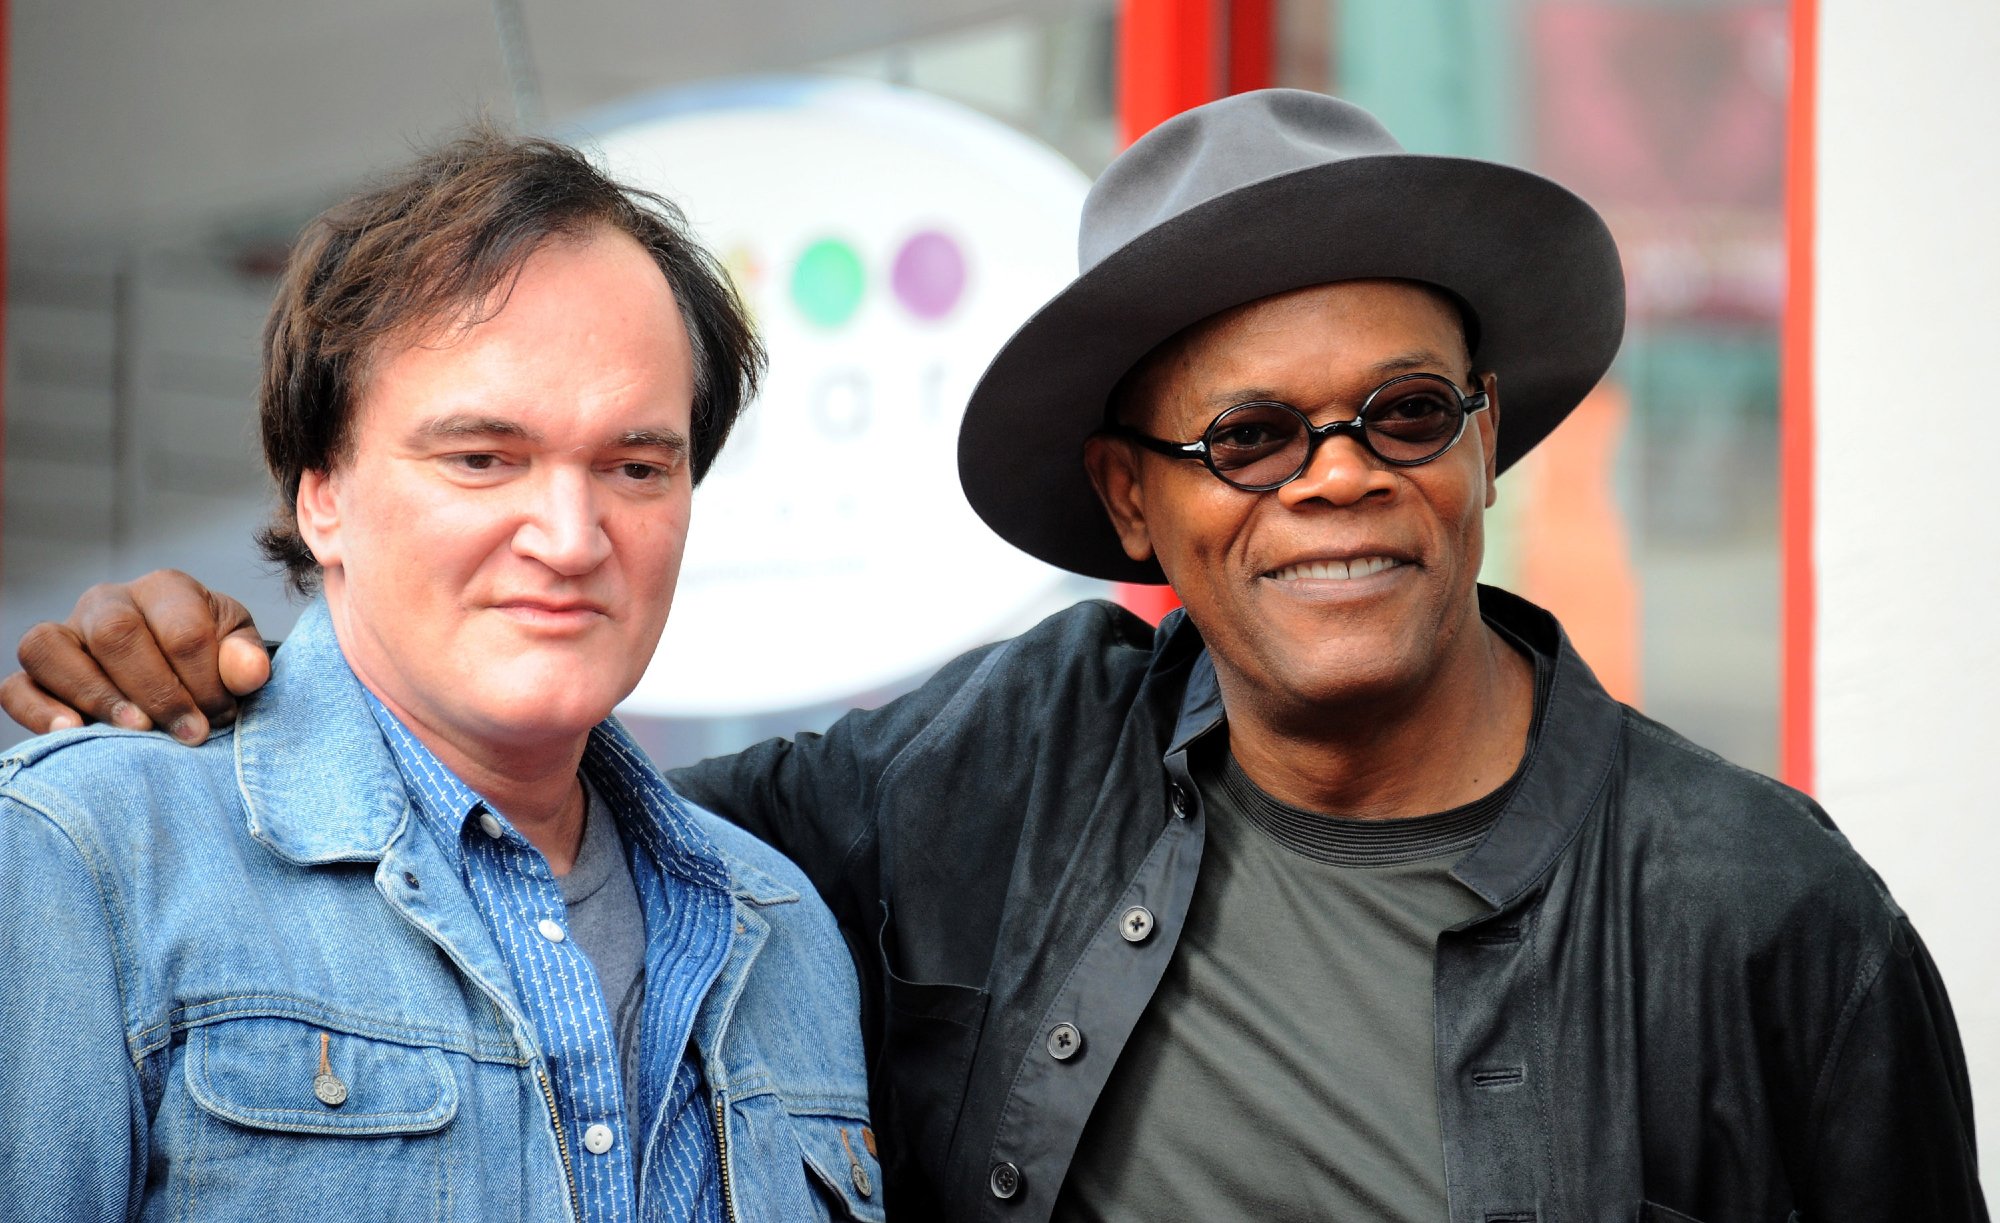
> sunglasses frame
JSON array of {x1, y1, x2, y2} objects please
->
[{"x1": 1111, "y1": 372, "x2": 1491, "y2": 492}]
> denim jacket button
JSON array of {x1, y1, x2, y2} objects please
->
[
  {"x1": 582, "y1": 1123, "x2": 614, "y2": 1155},
  {"x1": 1120, "y1": 906, "x2": 1155, "y2": 942},
  {"x1": 1046, "y1": 1022, "x2": 1083, "y2": 1060},
  {"x1": 989, "y1": 1161, "x2": 1022, "y2": 1199}
]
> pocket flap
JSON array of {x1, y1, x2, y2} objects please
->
[
  {"x1": 185, "y1": 1016, "x2": 458, "y2": 1135},
  {"x1": 794, "y1": 1112, "x2": 887, "y2": 1223}
]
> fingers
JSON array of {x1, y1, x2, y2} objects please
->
[
  {"x1": 13, "y1": 619, "x2": 145, "y2": 731},
  {"x1": 70, "y1": 572, "x2": 221, "y2": 743},
  {"x1": 0, "y1": 669, "x2": 86, "y2": 735}
]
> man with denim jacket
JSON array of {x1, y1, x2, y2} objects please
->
[
  {"x1": 5, "y1": 93, "x2": 1987, "y2": 1220},
  {"x1": 0, "y1": 132, "x2": 879, "y2": 1222}
]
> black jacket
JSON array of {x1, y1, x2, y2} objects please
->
[{"x1": 672, "y1": 587, "x2": 1985, "y2": 1222}]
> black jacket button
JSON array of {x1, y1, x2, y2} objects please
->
[{"x1": 989, "y1": 1161, "x2": 1022, "y2": 1199}]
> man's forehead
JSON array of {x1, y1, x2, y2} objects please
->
[{"x1": 1122, "y1": 278, "x2": 1474, "y2": 418}]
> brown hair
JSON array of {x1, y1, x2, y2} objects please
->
[{"x1": 257, "y1": 126, "x2": 764, "y2": 593}]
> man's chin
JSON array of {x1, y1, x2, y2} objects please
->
[{"x1": 454, "y1": 675, "x2": 627, "y2": 749}]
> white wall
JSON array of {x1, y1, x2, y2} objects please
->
[{"x1": 1814, "y1": 0, "x2": 2000, "y2": 1184}]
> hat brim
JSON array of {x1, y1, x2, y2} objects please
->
[{"x1": 957, "y1": 153, "x2": 1626, "y2": 584}]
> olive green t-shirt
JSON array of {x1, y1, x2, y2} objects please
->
[{"x1": 1053, "y1": 653, "x2": 1547, "y2": 1222}]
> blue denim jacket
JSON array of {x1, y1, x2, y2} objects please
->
[{"x1": 0, "y1": 601, "x2": 882, "y2": 1223}]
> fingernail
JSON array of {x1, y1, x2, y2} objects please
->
[
  {"x1": 111, "y1": 702, "x2": 148, "y2": 730},
  {"x1": 171, "y1": 715, "x2": 206, "y2": 743},
  {"x1": 48, "y1": 714, "x2": 82, "y2": 732}
]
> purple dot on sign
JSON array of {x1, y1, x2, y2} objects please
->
[{"x1": 891, "y1": 230, "x2": 967, "y2": 321}]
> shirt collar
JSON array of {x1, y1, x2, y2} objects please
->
[
  {"x1": 362, "y1": 686, "x2": 733, "y2": 895},
  {"x1": 235, "y1": 597, "x2": 732, "y2": 895}
]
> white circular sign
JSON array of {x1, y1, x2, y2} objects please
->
[{"x1": 588, "y1": 78, "x2": 1087, "y2": 717}]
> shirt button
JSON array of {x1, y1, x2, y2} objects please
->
[
  {"x1": 1046, "y1": 1022, "x2": 1083, "y2": 1061},
  {"x1": 989, "y1": 1161, "x2": 1021, "y2": 1199},
  {"x1": 478, "y1": 812, "x2": 505, "y2": 839},
  {"x1": 582, "y1": 1123, "x2": 614, "y2": 1155},
  {"x1": 1120, "y1": 906, "x2": 1155, "y2": 943},
  {"x1": 536, "y1": 918, "x2": 566, "y2": 943},
  {"x1": 1169, "y1": 784, "x2": 1190, "y2": 817}
]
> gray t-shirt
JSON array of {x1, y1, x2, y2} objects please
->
[
  {"x1": 1056, "y1": 743, "x2": 1504, "y2": 1223},
  {"x1": 560, "y1": 776, "x2": 649, "y2": 1140},
  {"x1": 1055, "y1": 649, "x2": 1547, "y2": 1222}
]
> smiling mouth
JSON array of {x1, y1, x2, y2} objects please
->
[{"x1": 1265, "y1": 557, "x2": 1404, "y2": 582}]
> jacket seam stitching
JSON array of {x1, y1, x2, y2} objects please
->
[
  {"x1": 0, "y1": 790, "x2": 157, "y2": 1073},
  {"x1": 1800, "y1": 937, "x2": 1894, "y2": 1183},
  {"x1": 134, "y1": 999, "x2": 528, "y2": 1064}
]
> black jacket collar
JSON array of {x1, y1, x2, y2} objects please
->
[{"x1": 1154, "y1": 583, "x2": 1626, "y2": 908}]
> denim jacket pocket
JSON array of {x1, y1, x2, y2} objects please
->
[
  {"x1": 184, "y1": 1015, "x2": 458, "y2": 1135},
  {"x1": 794, "y1": 1112, "x2": 888, "y2": 1223}
]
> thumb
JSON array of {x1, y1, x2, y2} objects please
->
[{"x1": 215, "y1": 601, "x2": 273, "y2": 698}]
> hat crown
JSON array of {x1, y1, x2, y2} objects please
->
[{"x1": 1079, "y1": 89, "x2": 1408, "y2": 270}]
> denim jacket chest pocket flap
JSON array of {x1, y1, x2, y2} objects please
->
[{"x1": 184, "y1": 1016, "x2": 459, "y2": 1135}]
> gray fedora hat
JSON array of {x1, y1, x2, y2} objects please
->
[{"x1": 957, "y1": 89, "x2": 1625, "y2": 585}]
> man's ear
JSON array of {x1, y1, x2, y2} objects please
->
[
  {"x1": 295, "y1": 467, "x2": 345, "y2": 572},
  {"x1": 1477, "y1": 371, "x2": 1501, "y2": 509},
  {"x1": 1082, "y1": 434, "x2": 1158, "y2": 565}
]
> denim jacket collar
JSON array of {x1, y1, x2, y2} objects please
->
[
  {"x1": 1154, "y1": 583, "x2": 1625, "y2": 910},
  {"x1": 235, "y1": 598, "x2": 411, "y2": 865},
  {"x1": 234, "y1": 599, "x2": 804, "y2": 911}
]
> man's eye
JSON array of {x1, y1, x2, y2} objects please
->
[
  {"x1": 453, "y1": 453, "x2": 500, "y2": 471},
  {"x1": 1214, "y1": 424, "x2": 1284, "y2": 449},
  {"x1": 1379, "y1": 393, "x2": 1451, "y2": 420},
  {"x1": 619, "y1": 462, "x2": 666, "y2": 482}
]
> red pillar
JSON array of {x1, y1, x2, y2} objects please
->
[
  {"x1": 1112, "y1": 0, "x2": 1271, "y2": 623},
  {"x1": 1780, "y1": 0, "x2": 1817, "y2": 793}
]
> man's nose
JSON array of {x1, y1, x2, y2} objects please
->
[
  {"x1": 512, "y1": 466, "x2": 612, "y2": 575},
  {"x1": 1276, "y1": 427, "x2": 1395, "y2": 508}
]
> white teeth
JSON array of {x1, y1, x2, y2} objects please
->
[{"x1": 1269, "y1": 557, "x2": 1400, "y2": 581}]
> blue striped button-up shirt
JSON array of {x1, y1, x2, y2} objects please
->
[{"x1": 367, "y1": 695, "x2": 732, "y2": 1223}]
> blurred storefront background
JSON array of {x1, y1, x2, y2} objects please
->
[{"x1": 1, "y1": 0, "x2": 1789, "y2": 777}]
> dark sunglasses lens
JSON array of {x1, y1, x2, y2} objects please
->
[
  {"x1": 1362, "y1": 376, "x2": 1465, "y2": 461},
  {"x1": 1205, "y1": 403, "x2": 1308, "y2": 487}
]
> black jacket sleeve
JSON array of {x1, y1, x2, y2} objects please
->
[
  {"x1": 666, "y1": 638, "x2": 1009, "y2": 935},
  {"x1": 1801, "y1": 917, "x2": 1987, "y2": 1220}
]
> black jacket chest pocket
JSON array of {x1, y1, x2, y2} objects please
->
[
  {"x1": 184, "y1": 1016, "x2": 459, "y2": 1135},
  {"x1": 876, "y1": 908, "x2": 989, "y2": 1204}
]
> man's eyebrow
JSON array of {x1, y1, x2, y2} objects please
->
[
  {"x1": 612, "y1": 428, "x2": 689, "y2": 454},
  {"x1": 1369, "y1": 349, "x2": 1458, "y2": 376},
  {"x1": 413, "y1": 414, "x2": 541, "y2": 444}
]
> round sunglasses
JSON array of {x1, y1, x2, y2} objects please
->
[{"x1": 1110, "y1": 372, "x2": 1489, "y2": 491}]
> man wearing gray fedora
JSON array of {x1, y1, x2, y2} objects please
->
[{"x1": 5, "y1": 90, "x2": 1985, "y2": 1221}]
